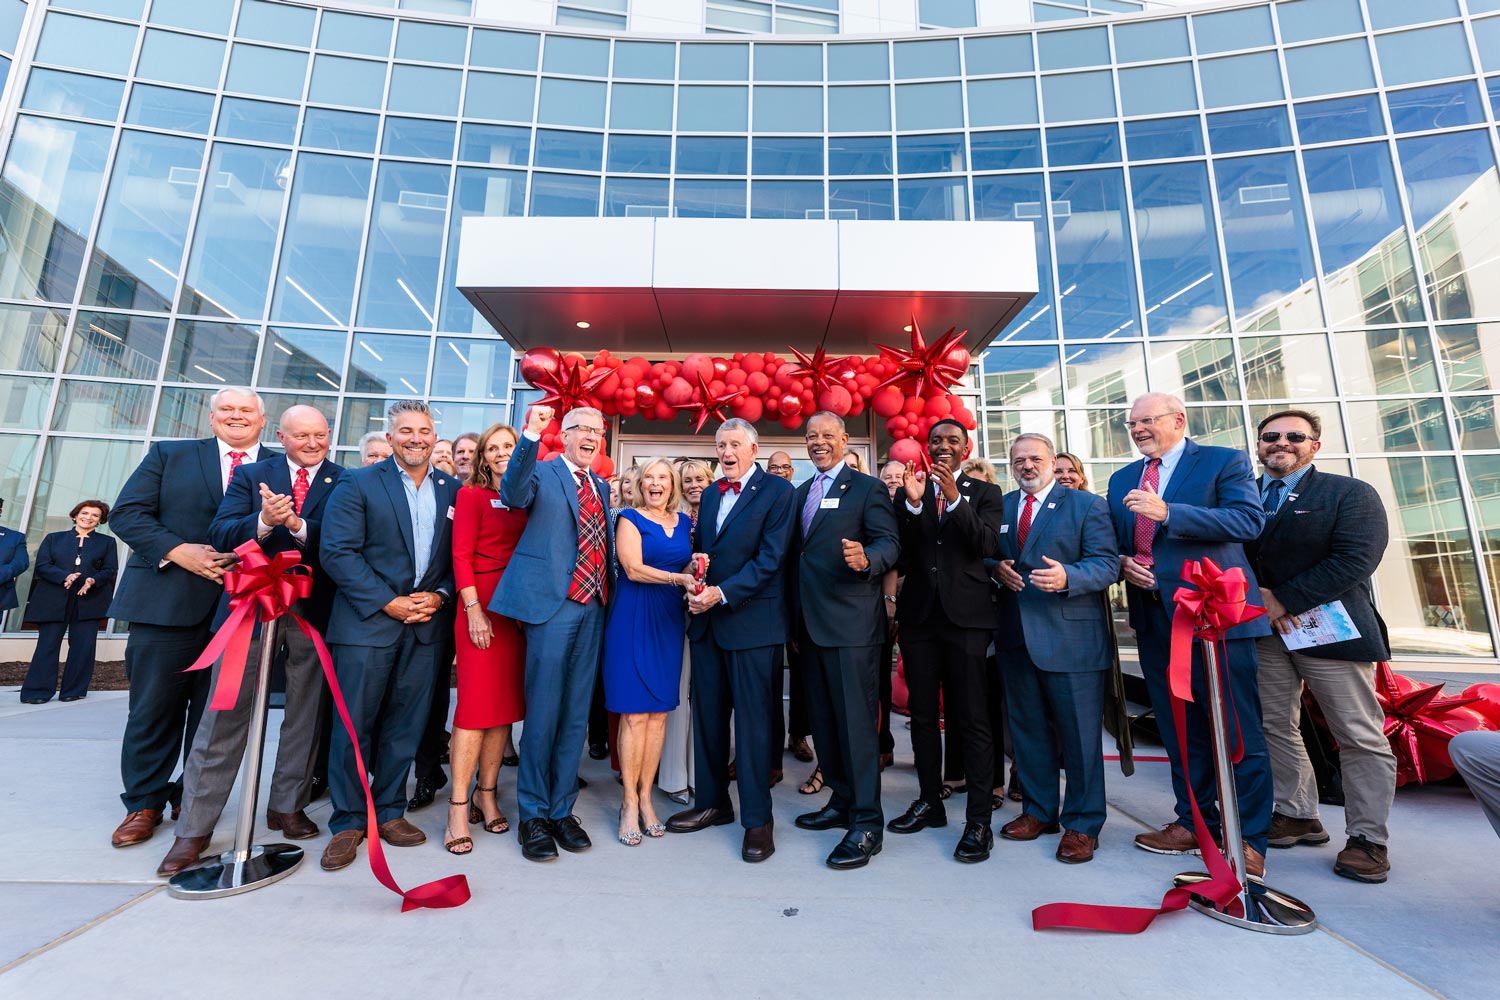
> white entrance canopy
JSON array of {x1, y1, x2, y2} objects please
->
[{"x1": 456, "y1": 217, "x2": 1037, "y2": 356}]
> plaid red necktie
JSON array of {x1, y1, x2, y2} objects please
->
[
  {"x1": 569, "y1": 469, "x2": 607, "y2": 604},
  {"x1": 1018, "y1": 494, "x2": 1035, "y2": 550},
  {"x1": 1132, "y1": 458, "x2": 1161, "y2": 567},
  {"x1": 292, "y1": 467, "x2": 310, "y2": 515}
]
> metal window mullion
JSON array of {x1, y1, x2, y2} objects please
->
[
  {"x1": 0, "y1": 0, "x2": 51, "y2": 164},
  {"x1": 1104, "y1": 21, "x2": 1149, "y2": 373},
  {"x1": 1025, "y1": 27, "x2": 1071, "y2": 454}
]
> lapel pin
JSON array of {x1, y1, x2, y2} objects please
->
[{"x1": 324, "y1": 477, "x2": 332, "y2": 484}]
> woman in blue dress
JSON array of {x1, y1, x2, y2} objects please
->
[{"x1": 602, "y1": 458, "x2": 698, "y2": 846}]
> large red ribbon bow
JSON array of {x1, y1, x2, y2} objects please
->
[
  {"x1": 185, "y1": 540, "x2": 470, "y2": 912},
  {"x1": 1032, "y1": 557, "x2": 1263, "y2": 934}
]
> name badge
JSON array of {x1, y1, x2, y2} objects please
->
[
  {"x1": 446, "y1": 505, "x2": 455, "y2": 520},
  {"x1": 1047, "y1": 503, "x2": 1056, "y2": 509},
  {"x1": 490, "y1": 498, "x2": 506, "y2": 509},
  {"x1": 820, "y1": 498, "x2": 840, "y2": 509},
  {"x1": 1000, "y1": 524, "x2": 1010, "y2": 533}
]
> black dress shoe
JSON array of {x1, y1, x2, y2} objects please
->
[
  {"x1": 666, "y1": 806, "x2": 735, "y2": 833},
  {"x1": 887, "y1": 799, "x2": 947, "y2": 834},
  {"x1": 954, "y1": 821, "x2": 994, "y2": 864},
  {"x1": 552, "y1": 815, "x2": 592, "y2": 853},
  {"x1": 577, "y1": 775, "x2": 589, "y2": 789},
  {"x1": 308, "y1": 775, "x2": 328, "y2": 802},
  {"x1": 742, "y1": 822, "x2": 775, "y2": 863},
  {"x1": 827, "y1": 831, "x2": 882, "y2": 870},
  {"x1": 520, "y1": 819, "x2": 558, "y2": 862},
  {"x1": 407, "y1": 777, "x2": 439, "y2": 811},
  {"x1": 588, "y1": 742, "x2": 609, "y2": 760},
  {"x1": 795, "y1": 805, "x2": 850, "y2": 831},
  {"x1": 501, "y1": 754, "x2": 520, "y2": 768}
]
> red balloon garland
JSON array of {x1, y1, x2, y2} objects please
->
[{"x1": 1375, "y1": 662, "x2": 1499, "y2": 785}]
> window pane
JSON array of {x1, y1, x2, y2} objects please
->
[
  {"x1": 614, "y1": 41, "x2": 675, "y2": 80},
  {"x1": 0, "y1": 304, "x2": 68, "y2": 374},
  {"x1": 678, "y1": 86, "x2": 748, "y2": 131},
  {"x1": 178, "y1": 145, "x2": 289, "y2": 321},
  {"x1": 0, "y1": 117, "x2": 113, "y2": 304},
  {"x1": 680, "y1": 42, "x2": 747, "y2": 81},
  {"x1": 1131, "y1": 161, "x2": 1228, "y2": 338},
  {"x1": 23, "y1": 68, "x2": 124, "y2": 122},
  {"x1": 1040, "y1": 71, "x2": 1115, "y2": 123},
  {"x1": 461, "y1": 124, "x2": 530, "y2": 166},
  {"x1": 529, "y1": 172, "x2": 599, "y2": 217},
  {"x1": 348, "y1": 333, "x2": 431, "y2": 395},
  {"x1": 984, "y1": 345, "x2": 1062, "y2": 406},
  {"x1": 35, "y1": 13, "x2": 137, "y2": 76},
  {"x1": 382, "y1": 117, "x2": 456, "y2": 159},
  {"x1": 1193, "y1": 6, "x2": 1275, "y2": 55},
  {"x1": 974, "y1": 174, "x2": 1056, "y2": 341},
  {"x1": 1065, "y1": 343, "x2": 1149, "y2": 404},
  {"x1": 1387, "y1": 81, "x2": 1485, "y2": 134},
  {"x1": 357, "y1": 162, "x2": 448, "y2": 329},
  {"x1": 533, "y1": 129, "x2": 603, "y2": 171},
  {"x1": 828, "y1": 42, "x2": 888, "y2": 82},
  {"x1": 1046, "y1": 123, "x2": 1119, "y2": 166},
  {"x1": 439, "y1": 168, "x2": 526, "y2": 332},
  {"x1": 1207, "y1": 106, "x2": 1291, "y2": 154},
  {"x1": 965, "y1": 35, "x2": 1032, "y2": 76},
  {"x1": 82, "y1": 131, "x2": 204, "y2": 314},
  {"x1": 471, "y1": 29, "x2": 538, "y2": 72},
  {"x1": 1377, "y1": 25, "x2": 1472, "y2": 87},
  {"x1": 895, "y1": 81, "x2": 962, "y2": 130},
  {"x1": 970, "y1": 130, "x2": 1041, "y2": 171},
  {"x1": 919, "y1": 0, "x2": 975, "y2": 29},
  {"x1": 1113, "y1": 18, "x2": 1190, "y2": 63},
  {"x1": 754, "y1": 43, "x2": 822, "y2": 81},
  {"x1": 136, "y1": 29, "x2": 225, "y2": 90},
  {"x1": 272, "y1": 154, "x2": 372, "y2": 327},
  {"x1": 543, "y1": 35, "x2": 610, "y2": 76},
  {"x1": 1241, "y1": 333, "x2": 1336, "y2": 398},
  {"x1": 1119, "y1": 63, "x2": 1197, "y2": 117},
  {"x1": 898, "y1": 177, "x2": 967, "y2": 221},
  {"x1": 674, "y1": 178, "x2": 747, "y2": 218},
  {"x1": 1436, "y1": 323, "x2": 1500, "y2": 391},
  {"x1": 236, "y1": 0, "x2": 314, "y2": 47},
  {"x1": 676, "y1": 136, "x2": 746, "y2": 174},
  {"x1": 536, "y1": 78, "x2": 604, "y2": 128},
  {"x1": 827, "y1": 178, "x2": 893, "y2": 220},
  {"x1": 463, "y1": 72, "x2": 535, "y2": 123},
  {"x1": 610, "y1": 83, "x2": 673, "y2": 130},
  {"x1": 225, "y1": 43, "x2": 307, "y2": 101},
  {"x1": 1454, "y1": 396, "x2": 1500, "y2": 449},
  {"x1": 753, "y1": 86, "x2": 822, "y2": 132},
  {"x1": 1199, "y1": 52, "x2": 1284, "y2": 109},
  {"x1": 1397, "y1": 130, "x2": 1500, "y2": 322},
  {"x1": 1346, "y1": 396, "x2": 1451, "y2": 452},
  {"x1": 388, "y1": 64, "x2": 461, "y2": 117},
  {"x1": 1277, "y1": 0, "x2": 1364, "y2": 44},
  {"x1": 966, "y1": 78, "x2": 1037, "y2": 127},
  {"x1": 1331, "y1": 327, "x2": 1439, "y2": 396},
  {"x1": 1052, "y1": 168, "x2": 1139, "y2": 339},
  {"x1": 827, "y1": 136, "x2": 891, "y2": 175},
  {"x1": 432, "y1": 337, "x2": 509, "y2": 398},
  {"x1": 301, "y1": 108, "x2": 378, "y2": 153},
  {"x1": 1216, "y1": 153, "x2": 1320, "y2": 329},
  {"x1": 1294, "y1": 94, "x2": 1384, "y2": 143},
  {"x1": 1302, "y1": 142, "x2": 1420, "y2": 329},
  {"x1": 1124, "y1": 117, "x2": 1203, "y2": 160},
  {"x1": 396, "y1": 21, "x2": 466, "y2": 64},
  {"x1": 750, "y1": 179, "x2": 823, "y2": 219},
  {"x1": 1038, "y1": 28, "x2": 1109, "y2": 71},
  {"x1": 828, "y1": 85, "x2": 891, "y2": 132},
  {"x1": 603, "y1": 176, "x2": 670, "y2": 217},
  {"x1": 318, "y1": 12, "x2": 391, "y2": 57},
  {"x1": 216, "y1": 97, "x2": 299, "y2": 144},
  {"x1": 897, "y1": 133, "x2": 965, "y2": 174},
  {"x1": 607, "y1": 134, "x2": 670, "y2": 173},
  {"x1": 1144, "y1": 339, "x2": 1238, "y2": 402},
  {"x1": 164, "y1": 319, "x2": 260, "y2": 385},
  {"x1": 50, "y1": 379, "x2": 154, "y2": 433},
  {"x1": 893, "y1": 38, "x2": 959, "y2": 79},
  {"x1": 256, "y1": 327, "x2": 346, "y2": 391},
  {"x1": 308, "y1": 55, "x2": 387, "y2": 109},
  {"x1": 752, "y1": 137, "x2": 822, "y2": 175},
  {"x1": 1285, "y1": 39, "x2": 1375, "y2": 100}
]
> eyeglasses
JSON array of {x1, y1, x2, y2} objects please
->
[
  {"x1": 1122, "y1": 412, "x2": 1179, "y2": 430},
  {"x1": 767, "y1": 464, "x2": 793, "y2": 472},
  {"x1": 563, "y1": 424, "x2": 605, "y2": 436},
  {"x1": 1259, "y1": 431, "x2": 1316, "y2": 444}
]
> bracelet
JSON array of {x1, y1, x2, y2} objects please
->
[
  {"x1": 464, "y1": 599, "x2": 480, "y2": 609},
  {"x1": 883, "y1": 594, "x2": 897, "y2": 604}
]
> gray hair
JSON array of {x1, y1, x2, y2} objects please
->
[
  {"x1": 359, "y1": 430, "x2": 386, "y2": 452},
  {"x1": 806, "y1": 411, "x2": 846, "y2": 432},
  {"x1": 1132, "y1": 392, "x2": 1186, "y2": 415},
  {"x1": 210, "y1": 386, "x2": 263, "y2": 414},
  {"x1": 387, "y1": 398, "x2": 434, "y2": 423},
  {"x1": 561, "y1": 406, "x2": 604, "y2": 431},
  {"x1": 1011, "y1": 432, "x2": 1055, "y2": 457},
  {"x1": 717, "y1": 417, "x2": 758, "y2": 444}
]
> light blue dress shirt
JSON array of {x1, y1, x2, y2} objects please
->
[{"x1": 399, "y1": 464, "x2": 437, "y2": 587}]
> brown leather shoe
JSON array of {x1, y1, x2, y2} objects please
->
[
  {"x1": 1267, "y1": 812, "x2": 1330, "y2": 849},
  {"x1": 1001, "y1": 814, "x2": 1061, "y2": 841},
  {"x1": 266, "y1": 809, "x2": 320, "y2": 840},
  {"x1": 742, "y1": 821, "x2": 775, "y2": 863},
  {"x1": 1243, "y1": 844, "x2": 1265, "y2": 879},
  {"x1": 1333, "y1": 836, "x2": 1389, "y2": 883},
  {"x1": 377, "y1": 816, "x2": 426, "y2": 847},
  {"x1": 769, "y1": 768, "x2": 783, "y2": 788},
  {"x1": 666, "y1": 806, "x2": 735, "y2": 833},
  {"x1": 789, "y1": 737, "x2": 814, "y2": 763},
  {"x1": 320, "y1": 830, "x2": 365, "y2": 871},
  {"x1": 156, "y1": 835, "x2": 211, "y2": 877},
  {"x1": 111, "y1": 808, "x2": 163, "y2": 848},
  {"x1": 1133, "y1": 822, "x2": 1201, "y2": 856},
  {"x1": 1057, "y1": 830, "x2": 1098, "y2": 864}
]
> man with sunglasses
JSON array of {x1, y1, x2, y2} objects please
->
[
  {"x1": 1243, "y1": 409, "x2": 1396, "y2": 883},
  {"x1": 1106, "y1": 393, "x2": 1273, "y2": 876}
]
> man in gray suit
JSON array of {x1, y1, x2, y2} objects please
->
[
  {"x1": 1244, "y1": 408, "x2": 1397, "y2": 884},
  {"x1": 992, "y1": 433, "x2": 1119, "y2": 864}
]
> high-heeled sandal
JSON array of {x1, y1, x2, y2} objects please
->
[
  {"x1": 444, "y1": 798, "x2": 473, "y2": 855},
  {"x1": 617, "y1": 806, "x2": 642, "y2": 847},
  {"x1": 468, "y1": 786, "x2": 509, "y2": 834},
  {"x1": 798, "y1": 767, "x2": 824, "y2": 795},
  {"x1": 641, "y1": 812, "x2": 666, "y2": 838}
]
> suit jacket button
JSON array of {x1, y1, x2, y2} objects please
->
[{"x1": 931, "y1": 566, "x2": 937, "y2": 573}]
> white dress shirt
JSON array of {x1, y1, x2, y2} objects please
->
[
  {"x1": 217, "y1": 438, "x2": 261, "y2": 493},
  {"x1": 256, "y1": 457, "x2": 317, "y2": 544}
]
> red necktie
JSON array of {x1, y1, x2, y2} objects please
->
[
  {"x1": 1133, "y1": 458, "x2": 1162, "y2": 567},
  {"x1": 292, "y1": 467, "x2": 310, "y2": 515},
  {"x1": 569, "y1": 470, "x2": 607, "y2": 604},
  {"x1": 1018, "y1": 494, "x2": 1035, "y2": 551},
  {"x1": 716, "y1": 479, "x2": 741, "y2": 495},
  {"x1": 229, "y1": 450, "x2": 247, "y2": 472}
]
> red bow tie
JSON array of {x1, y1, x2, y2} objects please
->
[{"x1": 716, "y1": 479, "x2": 742, "y2": 495}]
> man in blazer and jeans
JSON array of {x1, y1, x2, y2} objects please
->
[{"x1": 1244, "y1": 408, "x2": 1397, "y2": 883}]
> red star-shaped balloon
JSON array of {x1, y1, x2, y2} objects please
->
[
  {"x1": 1375, "y1": 662, "x2": 1481, "y2": 784},
  {"x1": 526, "y1": 358, "x2": 614, "y2": 413},
  {"x1": 873, "y1": 319, "x2": 969, "y2": 398},
  {"x1": 786, "y1": 345, "x2": 854, "y2": 395},
  {"x1": 671, "y1": 372, "x2": 747, "y2": 434}
]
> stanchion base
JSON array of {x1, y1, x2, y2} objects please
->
[
  {"x1": 167, "y1": 843, "x2": 303, "y2": 900},
  {"x1": 1172, "y1": 872, "x2": 1317, "y2": 935}
]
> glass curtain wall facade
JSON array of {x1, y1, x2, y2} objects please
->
[{"x1": 2, "y1": 0, "x2": 1500, "y2": 662}]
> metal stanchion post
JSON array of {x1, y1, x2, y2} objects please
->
[
  {"x1": 1171, "y1": 637, "x2": 1317, "y2": 934},
  {"x1": 169, "y1": 617, "x2": 304, "y2": 899}
]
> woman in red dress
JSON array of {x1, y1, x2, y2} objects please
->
[{"x1": 444, "y1": 423, "x2": 528, "y2": 855}]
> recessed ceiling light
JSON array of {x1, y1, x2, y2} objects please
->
[{"x1": 576, "y1": 321, "x2": 591, "y2": 329}]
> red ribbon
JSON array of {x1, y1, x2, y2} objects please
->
[
  {"x1": 1032, "y1": 557, "x2": 1263, "y2": 934},
  {"x1": 185, "y1": 540, "x2": 470, "y2": 912}
]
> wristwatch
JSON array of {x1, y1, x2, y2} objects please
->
[{"x1": 883, "y1": 595, "x2": 897, "y2": 604}]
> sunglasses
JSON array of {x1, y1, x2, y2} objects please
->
[{"x1": 1259, "y1": 431, "x2": 1316, "y2": 444}]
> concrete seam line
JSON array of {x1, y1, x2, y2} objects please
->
[
  {"x1": 1312, "y1": 923, "x2": 1452, "y2": 1000},
  {"x1": 0, "y1": 885, "x2": 164, "y2": 977}
]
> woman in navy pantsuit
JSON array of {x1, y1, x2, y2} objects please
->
[{"x1": 21, "y1": 500, "x2": 117, "y2": 703}]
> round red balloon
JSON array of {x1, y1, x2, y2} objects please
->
[
  {"x1": 889, "y1": 438, "x2": 924, "y2": 467},
  {"x1": 682, "y1": 353, "x2": 714, "y2": 384},
  {"x1": 818, "y1": 385, "x2": 853, "y2": 416},
  {"x1": 663, "y1": 377, "x2": 696, "y2": 406},
  {"x1": 872, "y1": 385, "x2": 905, "y2": 419},
  {"x1": 1461, "y1": 683, "x2": 1500, "y2": 727},
  {"x1": 591, "y1": 453, "x2": 615, "y2": 478},
  {"x1": 779, "y1": 392, "x2": 803, "y2": 418},
  {"x1": 635, "y1": 384, "x2": 657, "y2": 410},
  {"x1": 738, "y1": 396, "x2": 764, "y2": 423},
  {"x1": 519, "y1": 346, "x2": 563, "y2": 386}
]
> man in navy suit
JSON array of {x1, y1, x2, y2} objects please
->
[
  {"x1": 788, "y1": 413, "x2": 899, "y2": 869},
  {"x1": 1106, "y1": 392, "x2": 1273, "y2": 874},
  {"x1": 108, "y1": 388, "x2": 270, "y2": 850},
  {"x1": 157, "y1": 406, "x2": 345, "y2": 876},
  {"x1": 667, "y1": 418, "x2": 795, "y2": 863},
  {"x1": 0, "y1": 499, "x2": 28, "y2": 624},
  {"x1": 492, "y1": 404, "x2": 615, "y2": 863},
  {"x1": 1244, "y1": 409, "x2": 1397, "y2": 884},
  {"x1": 992, "y1": 433, "x2": 1118, "y2": 864},
  {"x1": 317, "y1": 400, "x2": 459, "y2": 872}
]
